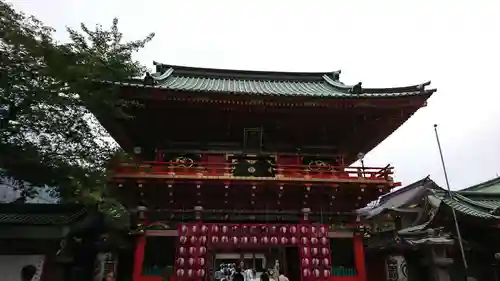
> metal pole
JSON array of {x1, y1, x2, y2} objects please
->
[{"x1": 433, "y1": 124, "x2": 468, "y2": 270}]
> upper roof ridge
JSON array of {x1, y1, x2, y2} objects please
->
[
  {"x1": 152, "y1": 61, "x2": 436, "y2": 94},
  {"x1": 153, "y1": 61, "x2": 333, "y2": 82}
]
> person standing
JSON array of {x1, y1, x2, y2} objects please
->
[
  {"x1": 232, "y1": 267, "x2": 245, "y2": 281},
  {"x1": 215, "y1": 265, "x2": 224, "y2": 281},
  {"x1": 277, "y1": 270, "x2": 289, "y2": 281},
  {"x1": 260, "y1": 271, "x2": 270, "y2": 281}
]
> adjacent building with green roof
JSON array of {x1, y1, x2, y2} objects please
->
[{"x1": 359, "y1": 176, "x2": 500, "y2": 281}]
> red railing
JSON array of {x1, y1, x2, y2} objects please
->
[{"x1": 113, "y1": 161, "x2": 393, "y2": 182}]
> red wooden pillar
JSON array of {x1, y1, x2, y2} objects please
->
[
  {"x1": 133, "y1": 204, "x2": 148, "y2": 281},
  {"x1": 353, "y1": 234, "x2": 367, "y2": 281},
  {"x1": 133, "y1": 236, "x2": 147, "y2": 281}
]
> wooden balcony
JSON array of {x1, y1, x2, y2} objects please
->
[{"x1": 111, "y1": 160, "x2": 397, "y2": 186}]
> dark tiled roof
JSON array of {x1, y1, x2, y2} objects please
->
[
  {"x1": 363, "y1": 176, "x2": 500, "y2": 221},
  {"x1": 110, "y1": 62, "x2": 436, "y2": 98},
  {"x1": 358, "y1": 176, "x2": 439, "y2": 218},
  {"x1": 0, "y1": 203, "x2": 90, "y2": 225}
]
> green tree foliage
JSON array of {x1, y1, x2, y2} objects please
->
[{"x1": 0, "y1": 1, "x2": 154, "y2": 201}]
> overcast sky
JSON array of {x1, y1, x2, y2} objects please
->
[{"x1": 9, "y1": 0, "x2": 500, "y2": 189}]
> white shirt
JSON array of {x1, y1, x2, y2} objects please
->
[{"x1": 278, "y1": 275, "x2": 289, "y2": 281}]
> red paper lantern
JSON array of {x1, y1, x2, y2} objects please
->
[
  {"x1": 312, "y1": 258, "x2": 319, "y2": 266},
  {"x1": 320, "y1": 237, "x2": 328, "y2": 245},
  {"x1": 290, "y1": 237, "x2": 298, "y2": 244},
  {"x1": 199, "y1": 258, "x2": 205, "y2": 266},
  {"x1": 261, "y1": 236, "x2": 269, "y2": 244},
  {"x1": 197, "y1": 269, "x2": 205, "y2": 277},
  {"x1": 176, "y1": 257, "x2": 185, "y2": 266},
  {"x1": 290, "y1": 226, "x2": 297, "y2": 234},
  {"x1": 201, "y1": 225, "x2": 208, "y2": 233},
  {"x1": 212, "y1": 236, "x2": 219, "y2": 243},
  {"x1": 176, "y1": 269, "x2": 185, "y2": 277},
  {"x1": 250, "y1": 226, "x2": 258, "y2": 233},
  {"x1": 190, "y1": 236, "x2": 197, "y2": 244},
  {"x1": 232, "y1": 226, "x2": 239, "y2": 233},
  {"x1": 311, "y1": 248, "x2": 318, "y2": 256},
  {"x1": 301, "y1": 258, "x2": 310, "y2": 266},
  {"x1": 311, "y1": 226, "x2": 317, "y2": 234},
  {"x1": 270, "y1": 226, "x2": 277, "y2": 233},
  {"x1": 311, "y1": 237, "x2": 318, "y2": 245},
  {"x1": 212, "y1": 225, "x2": 219, "y2": 233},
  {"x1": 271, "y1": 237, "x2": 278, "y2": 244},
  {"x1": 232, "y1": 237, "x2": 239, "y2": 244},
  {"x1": 188, "y1": 257, "x2": 195, "y2": 266},
  {"x1": 280, "y1": 226, "x2": 287, "y2": 234},
  {"x1": 280, "y1": 237, "x2": 288, "y2": 244},
  {"x1": 321, "y1": 247, "x2": 330, "y2": 256},
  {"x1": 191, "y1": 225, "x2": 198, "y2": 233},
  {"x1": 323, "y1": 270, "x2": 331, "y2": 277},
  {"x1": 200, "y1": 236, "x2": 207, "y2": 244},
  {"x1": 302, "y1": 269, "x2": 311, "y2": 277},
  {"x1": 302, "y1": 247, "x2": 309, "y2": 255},
  {"x1": 300, "y1": 226, "x2": 308, "y2": 234},
  {"x1": 261, "y1": 226, "x2": 268, "y2": 233},
  {"x1": 323, "y1": 258, "x2": 330, "y2": 266},
  {"x1": 179, "y1": 236, "x2": 187, "y2": 244},
  {"x1": 189, "y1": 247, "x2": 196, "y2": 255},
  {"x1": 179, "y1": 247, "x2": 186, "y2": 255},
  {"x1": 199, "y1": 247, "x2": 207, "y2": 255},
  {"x1": 301, "y1": 237, "x2": 308, "y2": 244},
  {"x1": 251, "y1": 236, "x2": 258, "y2": 244},
  {"x1": 187, "y1": 269, "x2": 193, "y2": 277},
  {"x1": 222, "y1": 225, "x2": 229, "y2": 233},
  {"x1": 181, "y1": 225, "x2": 188, "y2": 233},
  {"x1": 221, "y1": 236, "x2": 229, "y2": 243},
  {"x1": 241, "y1": 236, "x2": 249, "y2": 244},
  {"x1": 313, "y1": 269, "x2": 320, "y2": 277},
  {"x1": 319, "y1": 226, "x2": 327, "y2": 235}
]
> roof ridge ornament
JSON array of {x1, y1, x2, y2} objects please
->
[
  {"x1": 143, "y1": 72, "x2": 155, "y2": 85},
  {"x1": 349, "y1": 82, "x2": 363, "y2": 95},
  {"x1": 416, "y1": 83, "x2": 427, "y2": 92},
  {"x1": 144, "y1": 68, "x2": 174, "y2": 85},
  {"x1": 332, "y1": 70, "x2": 341, "y2": 81}
]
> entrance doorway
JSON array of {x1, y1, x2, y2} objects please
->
[{"x1": 209, "y1": 247, "x2": 299, "y2": 281}]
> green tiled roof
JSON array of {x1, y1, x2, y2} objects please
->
[
  {"x1": 431, "y1": 190, "x2": 500, "y2": 220},
  {"x1": 0, "y1": 204, "x2": 90, "y2": 225},
  {"x1": 460, "y1": 176, "x2": 500, "y2": 193},
  {"x1": 110, "y1": 62, "x2": 436, "y2": 98}
]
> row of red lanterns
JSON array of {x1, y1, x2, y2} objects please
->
[
  {"x1": 179, "y1": 246, "x2": 207, "y2": 256},
  {"x1": 176, "y1": 257, "x2": 205, "y2": 267},
  {"x1": 176, "y1": 269, "x2": 205, "y2": 278},
  {"x1": 179, "y1": 224, "x2": 328, "y2": 236},
  {"x1": 303, "y1": 269, "x2": 331, "y2": 278},
  {"x1": 301, "y1": 257, "x2": 331, "y2": 267},
  {"x1": 179, "y1": 235, "x2": 330, "y2": 245},
  {"x1": 301, "y1": 247, "x2": 330, "y2": 257}
]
